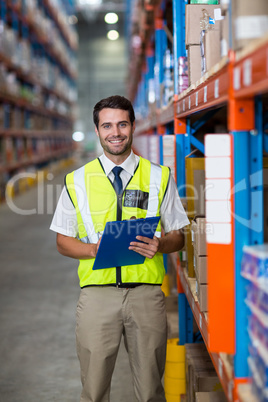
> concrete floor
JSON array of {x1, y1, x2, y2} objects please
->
[{"x1": 0, "y1": 167, "x2": 136, "y2": 402}]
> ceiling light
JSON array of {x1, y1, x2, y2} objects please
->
[
  {"x1": 68, "y1": 15, "x2": 78, "y2": 25},
  {"x1": 104, "y1": 12, "x2": 119, "y2": 24},
  {"x1": 72, "y1": 131, "x2": 85, "y2": 142},
  {"x1": 79, "y1": 0, "x2": 102, "y2": 5},
  {"x1": 107, "y1": 30, "x2": 119, "y2": 41}
]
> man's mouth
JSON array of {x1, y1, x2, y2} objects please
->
[{"x1": 108, "y1": 138, "x2": 125, "y2": 144}]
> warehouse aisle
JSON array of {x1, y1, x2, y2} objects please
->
[{"x1": 0, "y1": 166, "x2": 135, "y2": 402}]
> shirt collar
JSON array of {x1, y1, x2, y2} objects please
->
[{"x1": 99, "y1": 150, "x2": 138, "y2": 177}]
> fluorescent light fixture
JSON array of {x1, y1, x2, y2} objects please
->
[
  {"x1": 107, "y1": 30, "x2": 119, "y2": 41},
  {"x1": 72, "y1": 131, "x2": 85, "y2": 142},
  {"x1": 79, "y1": 0, "x2": 102, "y2": 5},
  {"x1": 104, "y1": 12, "x2": 119, "y2": 24}
]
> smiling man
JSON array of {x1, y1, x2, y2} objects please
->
[
  {"x1": 50, "y1": 95, "x2": 189, "y2": 402},
  {"x1": 96, "y1": 107, "x2": 134, "y2": 159}
]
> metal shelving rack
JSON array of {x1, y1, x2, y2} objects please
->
[
  {"x1": 0, "y1": 0, "x2": 77, "y2": 199},
  {"x1": 127, "y1": 0, "x2": 268, "y2": 400}
]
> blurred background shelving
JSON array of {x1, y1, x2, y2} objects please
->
[{"x1": 1, "y1": 1, "x2": 268, "y2": 401}]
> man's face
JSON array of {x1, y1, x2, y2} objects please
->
[{"x1": 95, "y1": 108, "x2": 135, "y2": 159}]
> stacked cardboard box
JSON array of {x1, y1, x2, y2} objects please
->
[
  {"x1": 186, "y1": 4, "x2": 222, "y2": 84},
  {"x1": 185, "y1": 157, "x2": 205, "y2": 277},
  {"x1": 232, "y1": 0, "x2": 268, "y2": 51},
  {"x1": 185, "y1": 344, "x2": 225, "y2": 402},
  {"x1": 196, "y1": 392, "x2": 227, "y2": 401},
  {"x1": 192, "y1": 217, "x2": 208, "y2": 312}
]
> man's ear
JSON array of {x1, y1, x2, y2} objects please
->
[
  {"x1": 95, "y1": 125, "x2": 99, "y2": 136},
  {"x1": 132, "y1": 121, "x2": 136, "y2": 131}
]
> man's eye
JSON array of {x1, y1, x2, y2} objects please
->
[
  {"x1": 104, "y1": 125, "x2": 110, "y2": 129},
  {"x1": 120, "y1": 123, "x2": 127, "y2": 127}
]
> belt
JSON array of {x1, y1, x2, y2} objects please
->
[
  {"x1": 112, "y1": 283, "x2": 143, "y2": 289},
  {"x1": 81, "y1": 283, "x2": 143, "y2": 289}
]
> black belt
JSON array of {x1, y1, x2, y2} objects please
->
[
  {"x1": 111, "y1": 283, "x2": 143, "y2": 289},
  {"x1": 82, "y1": 283, "x2": 143, "y2": 289}
]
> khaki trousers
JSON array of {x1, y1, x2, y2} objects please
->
[{"x1": 76, "y1": 285, "x2": 167, "y2": 402}]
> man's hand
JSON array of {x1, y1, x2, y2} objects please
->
[
  {"x1": 95, "y1": 236, "x2": 102, "y2": 256},
  {"x1": 57, "y1": 233, "x2": 101, "y2": 260},
  {"x1": 129, "y1": 229, "x2": 185, "y2": 259},
  {"x1": 129, "y1": 235, "x2": 160, "y2": 259}
]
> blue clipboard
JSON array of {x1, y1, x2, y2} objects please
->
[{"x1": 92, "y1": 216, "x2": 160, "y2": 270}]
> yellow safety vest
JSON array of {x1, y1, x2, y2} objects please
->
[{"x1": 65, "y1": 157, "x2": 170, "y2": 288}]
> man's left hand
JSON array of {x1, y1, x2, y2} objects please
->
[{"x1": 129, "y1": 235, "x2": 160, "y2": 259}]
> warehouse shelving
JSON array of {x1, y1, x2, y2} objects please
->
[
  {"x1": 178, "y1": 263, "x2": 234, "y2": 400},
  {"x1": 0, "y1": 0, "x2": 77, "y2": 200},
  {"x1": 127, "y1": 0, "x2": 268, "y2": 400}
]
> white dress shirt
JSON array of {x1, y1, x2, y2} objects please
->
[{"x1": 50, "y1": 151, "x2": 189, "y2": 238}]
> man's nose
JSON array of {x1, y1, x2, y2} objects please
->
[{"x1": 113, "y1": 125, "x2": 121, "y2": 136}]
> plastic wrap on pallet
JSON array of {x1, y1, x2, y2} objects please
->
[
  {"x1": 178, "y1": 75, "x2": 189, "y2": 94},
  {"x1": 179, "y1": 56, "x2": 188, "y2": 76},
  {"x1": 241, "y1": 244, "x2": 268, "y2": 291}
]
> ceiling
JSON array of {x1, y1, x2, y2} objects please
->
[{"x1": 75, "y1": 0, "x2": 126, "y2": 22}]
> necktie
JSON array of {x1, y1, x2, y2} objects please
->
[{"x1": 112, "y1": 166, "x2": 123, "y2": 195}]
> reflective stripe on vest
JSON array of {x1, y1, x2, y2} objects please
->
[
  {"x1": 73, "y1": 166, "x2": 99, "y2": 244},
  {"x1": 146, "y1": 163, "x2": 163, "y2": 235}
]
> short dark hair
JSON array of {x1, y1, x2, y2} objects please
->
[{"x1": 93, "y1": 95, "x2": 135, "y2": 129}]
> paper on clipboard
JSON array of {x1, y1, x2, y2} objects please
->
[{"x1": 92, "y1": 216, "x2": 160, "y2": 270}]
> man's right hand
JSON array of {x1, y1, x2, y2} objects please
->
[{"x1": 57, "y1": 233, "x2": 102, "y2": 260}]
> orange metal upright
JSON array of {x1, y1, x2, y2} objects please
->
[
  {"x1": 205, "y1": 133, "x2": 235, "y2": 355},
  {"x1": 174, "y1": 94, "x2": 186, "y2": 134}
]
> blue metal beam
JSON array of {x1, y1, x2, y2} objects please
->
[
  {"x1": 155, "y1": 26, "x2": 167, "y2": 108},
  {"x1": 159, "y1": 135, "x2": 163, "y2": 165},
  {"x1": 232, "y1": 130, "x2": 251, "y2": 378},
  {"x1": 172, "y1": 0, "x2": 187, "y2": 95},
  {"x1": 178, "y1": 294, "x2": 193, "y2": 345},
  {"x1": 190, "y1": 136, "x2": 205, "y2": 154},
  {"x1": 264, "y1": 133, "x2": 268, "y2": 153},
  {"x1": 185, "y1": 118, "x2": 191, "y2": 156},
  {"x1": 191, "y1": 109, "x2": 219, "y2": 134},
  {"x1": 232, "y1": 107, "x2": 263, "y2": 378},
  {"x1": 251, "y1": 96, "x2": 264, "y2": 244},
  {"x1": 176, "y1": 134, "x2": 186, "y2": 197}
]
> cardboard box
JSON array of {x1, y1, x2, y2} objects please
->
[
  {"x1": 196, "y1": 391, "x2": 227, "y2": 401},
  {"x1": 193, "y1": 169, "x2": 206, "y2": 215},
  {"x1": 191, "y1": 218, "x2": 207, "y2": 256},
  {"x1": 193, "y1": 369, "x2": 222, "y2": 394},
  {"x1": 189, "y1": 365, "x2": 221, "y2": 401},
  {"x1": 185, "y1": 344, "x2": 216, "y2": 402},
  {"x1": 186, "y1": 4, "x2": 221, "y2": 46},
  {"x1": 185, "y1": 219, "x2": 195, "y2": 277},
  {"x1": 185, "y1": 157, "x2": 205, "y2": 217},
  {"x1": 194, "y1": 252, "x2": 208, "y2": 284},
  {"x1": 196, "y1": 281, "x2": 208, "y2": 312},
  {"x1": 185, "y1": 343, "x2": 213, "y2": 382},
  {"x1": 232, "y1": 0, "x2": 268, "y2": 51},
  {"x1": 204, "y1": 28, "x2": 221, "y2": 72},
  {"x1": 188, "y1": 45, "x2": 202, "y2": 86}
]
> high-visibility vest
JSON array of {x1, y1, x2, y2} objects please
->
[{"x1": 65, "y1": 157, "x2": 170, "y2": 288}]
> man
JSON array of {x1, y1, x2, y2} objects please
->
[{"x1": 50, "y1": 95, "x2": 189, "y2": 402}]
